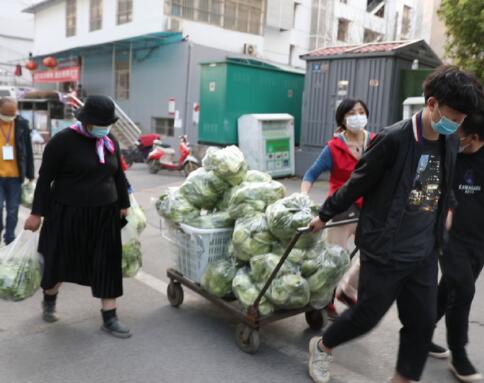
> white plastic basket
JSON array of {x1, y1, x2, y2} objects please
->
[{"x1": 163, "y1": 221, "x2": 233, "y2": 283}]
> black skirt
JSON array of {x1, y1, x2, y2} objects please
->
[{"x1": 39, "y1": 201, "x2": 123, "y2": 299}]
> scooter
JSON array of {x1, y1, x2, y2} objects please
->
[
  {"x1": 147, "y1": 135, "x2": 200, "y2": 176},
  {"x1": 121, "y1": 133, "x2": 161, "y2": 167}
]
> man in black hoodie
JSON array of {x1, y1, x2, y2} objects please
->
[
  {"x1": 306, "y1": 66, "x2": 483, "y2": 383},
  {"x1": 429, "y1": 109, "x2": 484, "y2": 383}
]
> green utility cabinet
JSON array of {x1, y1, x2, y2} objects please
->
[{"x1": 199, "y1": 58, "x2": 304, "y2": 145}]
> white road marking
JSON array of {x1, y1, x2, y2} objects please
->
[{"x1": 135, "y1": 270, "x2": 168, "y2": 295}]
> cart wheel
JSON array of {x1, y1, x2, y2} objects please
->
[
  {"x1": 167, "y1": 281, "x2": 184, "y2": 307},
  {"x1": 235, "y1": 323, "x2": 260, "y2": 354},
  {"x1": 305, "y1": 310, "x2": 326, "y2": 331}
]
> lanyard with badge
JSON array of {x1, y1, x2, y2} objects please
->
[{"x1": 0, "y1": 122, "x2": 15, "y2": 161}]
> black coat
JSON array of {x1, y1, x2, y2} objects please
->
[
  {"x1": 319, "y1": 113, "x2": 458, "y2": 263},
  {"x1": 13, "y1": 115, "x2": 35, "y2": 182}
]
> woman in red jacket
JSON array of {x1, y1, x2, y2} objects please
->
[{"x1": 301, "y1": 98, "x2": 374, "y2": 314}]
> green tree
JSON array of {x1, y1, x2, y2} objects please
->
[{"x1": 438, "y1": 0, "x2": 484, "y2": 82}]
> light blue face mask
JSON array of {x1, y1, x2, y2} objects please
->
[
  {"x1": 430, "y1": 107, "x2": 460, "y2": 135},
  {"x1": 91, "y1": 125, "x2": 111, "y2": 138}
]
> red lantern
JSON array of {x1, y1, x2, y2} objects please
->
[
  {"x1": 15, "y1": 65, "x2": 22, "y2": 77},
  {"x1": 25, "y1": 60, "x2": 38, "y2": 71},
  {"x1": 42, "y1": 56, "x2": 57, "y2": 69}
]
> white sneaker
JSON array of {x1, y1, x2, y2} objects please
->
[{"x1": 308, "y1": 336, "x2": 332, "y2": 383}]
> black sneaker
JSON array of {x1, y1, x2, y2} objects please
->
[
  {"x1": 449, "y1": 356, "x2": 483, "y2": 382},
  {"x1": 429, "y1": 342, "x2": 450, "y2": 359}
]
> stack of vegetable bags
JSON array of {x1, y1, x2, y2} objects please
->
[
  {"x1": 122, "y1": 194, "x2": 147, "y2": 277},
  {"x1": 156, "y1": 145, "x2": 350, "y2": 315},
  {"x1": 0, "y1": 231, "x2": 42, "y2": 301}
]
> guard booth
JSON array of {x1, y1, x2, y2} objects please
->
[{"x1": 297, "y1": 39, "x2": 441, "y2": 176}]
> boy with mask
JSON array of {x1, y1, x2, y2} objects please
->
[
  {"x1": 429, "y1": 109, "x2": 484, "y2": 382},
  {"x1": 306, "y1": 66, "x2": 482, "y2": 383}
]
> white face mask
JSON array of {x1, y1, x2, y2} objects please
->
[
  {"x1": 0, "y1": 114, "x2": 15, "y2": 123},
  {"x1": 345, "y1": 114, "x2": 367, "y2": 133}
]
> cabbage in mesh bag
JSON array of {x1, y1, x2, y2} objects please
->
[
  {"x1": 20, "y1": 181, "x2": 36, "y2": 209},
  {"x1": 228, "y1": 181, "x2": 286, "y2": 219},
  {"x1": 0, "y1": 231, "x2": 41, "y2": 302},
  {"x1": 245, "y1": 170, "x2": 272, "y2": 183},
  {"x1": 127, "y1": 194, "x2": 147, "y2": 234},
  {"x1": 232, "y1": 214, "x2": 276, "y2": 261},
  {"x1": 202, "y1": 146, "x2": 248, "y2": 186},
  {"x1": 266, "y1": 193, "x2": 321, "y2": 249},
  {"x1": 201, "y1": 259, "x2": 236, "y2": 298},
  {"x1": 232, "y1": 267, "x2": 274, "y2": 316},
  {"x1": 180, "y1": 168, "x2": 229, "y2": 210},
  {"x1": 156, "y1": 187, "x2": 200, "y2": 223},
  {"x1": 266, "y1": 273, "x2": 310, "y2": 309},
  {"x1": 307, "y1": 245, "x2": 351, "y2": 308},
  {"x1": 190, "y1": 211, "x2": 234, "y2": 229},
  {"x1": 249, "y1": 253, "x2": 298, "y2": 284}
]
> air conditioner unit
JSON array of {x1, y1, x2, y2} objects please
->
[
  {"x1": 243, "y1": 43, "x2": 257, "y2": 57},
  {"x1": 165, "y1": 17, "x2": 183, "y2": 32}
]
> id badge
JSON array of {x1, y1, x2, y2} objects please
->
[{"x1": 2, "y1": 145, "x2": 14, "y2": 161}]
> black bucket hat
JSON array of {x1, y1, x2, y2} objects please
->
[{"x1": 75, "y1": 95, "x2": 119, "y2": 126}]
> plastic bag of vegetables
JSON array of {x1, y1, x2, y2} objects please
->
[
  {"x1": 249, "y1": 253, "x2": 298, "y2": 284},
  {"x1": 0, "y1": 231, "x2": 41, "y2": 301},
  {"x1": 121, "y1": 222, "x2": 143, "y2": 278},
  {"x1": 232, "y1": 267, "x2": 274, "y2": 316},
  {"x1": 180, "y1": 168, "x2": 229, "y2": 210},
  {"x1": 307, "y1": 245, "x2": 350, "y2": 308},
  {"x1": 266, "y1": 273, "x2": 310, "y2": 309},
  {"x1": 190, "y1": 211, "x2": 234, "y2": 229},
  {"x1": 127, "y1": 193, "x2": 147, "y2": 234},
  {"x1": 244, "y1": 170, "x2": 272, "y2": 183},
  {"x1": 156, "y1": 187, "x2": 200, "y2": 223},
  {"x1": 201, "y1": 259, "x2": 236, "y2": 298},
  {"x1": 202, "y1": 146, "x2": 248, "y2": 186},
  {"x1": 232, "y1": 214, "x2": 276, "y2": 261},
  {"x1": 228, "y1": 181, "x2": 286, "y2": 219},
  {"x1": 20, "y1": 181, "x2": 36, "y2": 209},
  {"x1": 266, "y1": 193, "x2": 321, "y2": 249}
]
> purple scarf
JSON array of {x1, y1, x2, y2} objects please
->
[{"x1": 70, "y1": 122, "x2": 115, "y2": 164}]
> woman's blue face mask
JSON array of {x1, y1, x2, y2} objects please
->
[
  {"x1": 91, "y1": 125, "x2": 112, "y2": 138},
  {"x1": 431, "y1": 106, "x2": 461, "y2": 135}
]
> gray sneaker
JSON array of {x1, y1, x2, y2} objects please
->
[{"x1": 308, "y1": 336, "x2": 332, "y2": 383}]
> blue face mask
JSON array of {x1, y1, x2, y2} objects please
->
[
  {"x1": 430, "y1": 107, "x2": 460, "y2": 135},
  {"x1": 91, "y1": 125, "x2": 111, "y2": 138}
]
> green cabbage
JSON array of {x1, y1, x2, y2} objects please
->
[
  {"x1": 127, "y1": 194, "x2": 147, "y2": 235},
  {"x1": 232, "y1": 214, "x2": 276, "y2": 261},
  {"x1": 156, "y1": 187, "x2": 200, "y2": 223},
  {"x1": 202, "y1": 146, "x2": 248, "y2": 186},
  {"x1": 122, "y1": 240, "x2": 143, "y2": 278},
  {"x1": 201, "y1": 259, "x2": 236, "y2": 298},
  {"x1": 249, "y1": 253, "x2": 298, "y2": 284},
  {"x1": 266, "y1": 273, "x2": 310, "y2": 309},
  {"x1": 190, "y1": 211, "x2": 235, "y2": 229},
  {"x1": 228, "y1": 181, "x2": 286, "y2": 219},
  {"x1": 180, "y1": 168, "x2": 229, "y2": 209},
  {"x1": 20, "y1": 182, "x2": 36, "y2": 209},
  {"x1": 266, "y1": 193, "x2": 321, "y2": 249},
  {"x1": 232, "y1": 267, "x2": 274, "y2": 316},
  {"x1": 245, "y1": 170, "x2": 272, "y2": 183}
]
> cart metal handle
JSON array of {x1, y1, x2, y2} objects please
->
[{"x1": 247, "y1": 218, "x2": 359, "y2": 319}]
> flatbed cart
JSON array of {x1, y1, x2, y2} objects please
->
[{"x1": 166, "y1": 219, "x2": 359, "y2": 354}]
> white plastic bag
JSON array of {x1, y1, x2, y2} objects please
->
[
  {"x1": 127, "y1": 194, "x2": 147, "y2": 235},
  {"x1": 31, "y1": 129, "x2": 44, "y2": 144},
  {"x1": 121, "y1": 220, "x2": 142, "y2": 278},
  {"x1": 21, "y1": 181, "x2": 36, "y2": 209},
  {"x1": 0, "y1": 231, "x2": 41, "y2": 301}
]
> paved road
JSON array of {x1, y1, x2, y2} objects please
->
[{"x1": 0, "y1": 163, "x2": 482, "y2": 383}]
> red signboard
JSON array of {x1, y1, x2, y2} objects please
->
[{"x1": 33, "y1": 66, "x2": 80, "y2": 83}]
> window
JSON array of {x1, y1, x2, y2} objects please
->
[
  {"x1": 363, "y1": 28, "x2": 382, "y2": 43},
  {"x1": 401, "y1": 5, "x2": 412, "y2": 39},
  {"x1": 66, "y1": 0, "x2": 76, "y2": 37},
  {"x1": 115, "y1": 59, "x2": 130, "y2": 100},
  {"x1": 339, "y1": 0, "x2": 347, "y2": 3},
  {"x1": 90, "y1": 0, "x2": 103, "y2": 31},
  {"x1": 337, "y1": 18, "x2": 349, "y2": 42},
  {"x1": 117, "y1": 0, "x2": 133, "y2": 24},
  {"x1": 152, "y1": 118, "x2": 174, "y2": 137},
  {"x1": 166, "y1": 0, "x2": 264, "y2": 35}
]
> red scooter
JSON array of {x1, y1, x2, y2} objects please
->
[{"x1": 147, "y1": 135, "x2": 200, "y2": 176}]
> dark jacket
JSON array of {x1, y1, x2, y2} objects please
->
[
  {"x1": 319, "y1": 112, "x2": 458, "y2": 264},
  {"x1": 13, "y1": 115, "x2": 35, "y2": 182}
]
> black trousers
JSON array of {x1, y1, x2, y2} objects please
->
[
  {"x1": 437, "y1": 237, "x2": 484, "y2": 356},
  {"x1": 323, "y1": 253, "x2": 438, "y2": 381}
]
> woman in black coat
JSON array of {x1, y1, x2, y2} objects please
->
[{"x1": 24, "y1": 95, "x2": 131, "y2": 338}]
